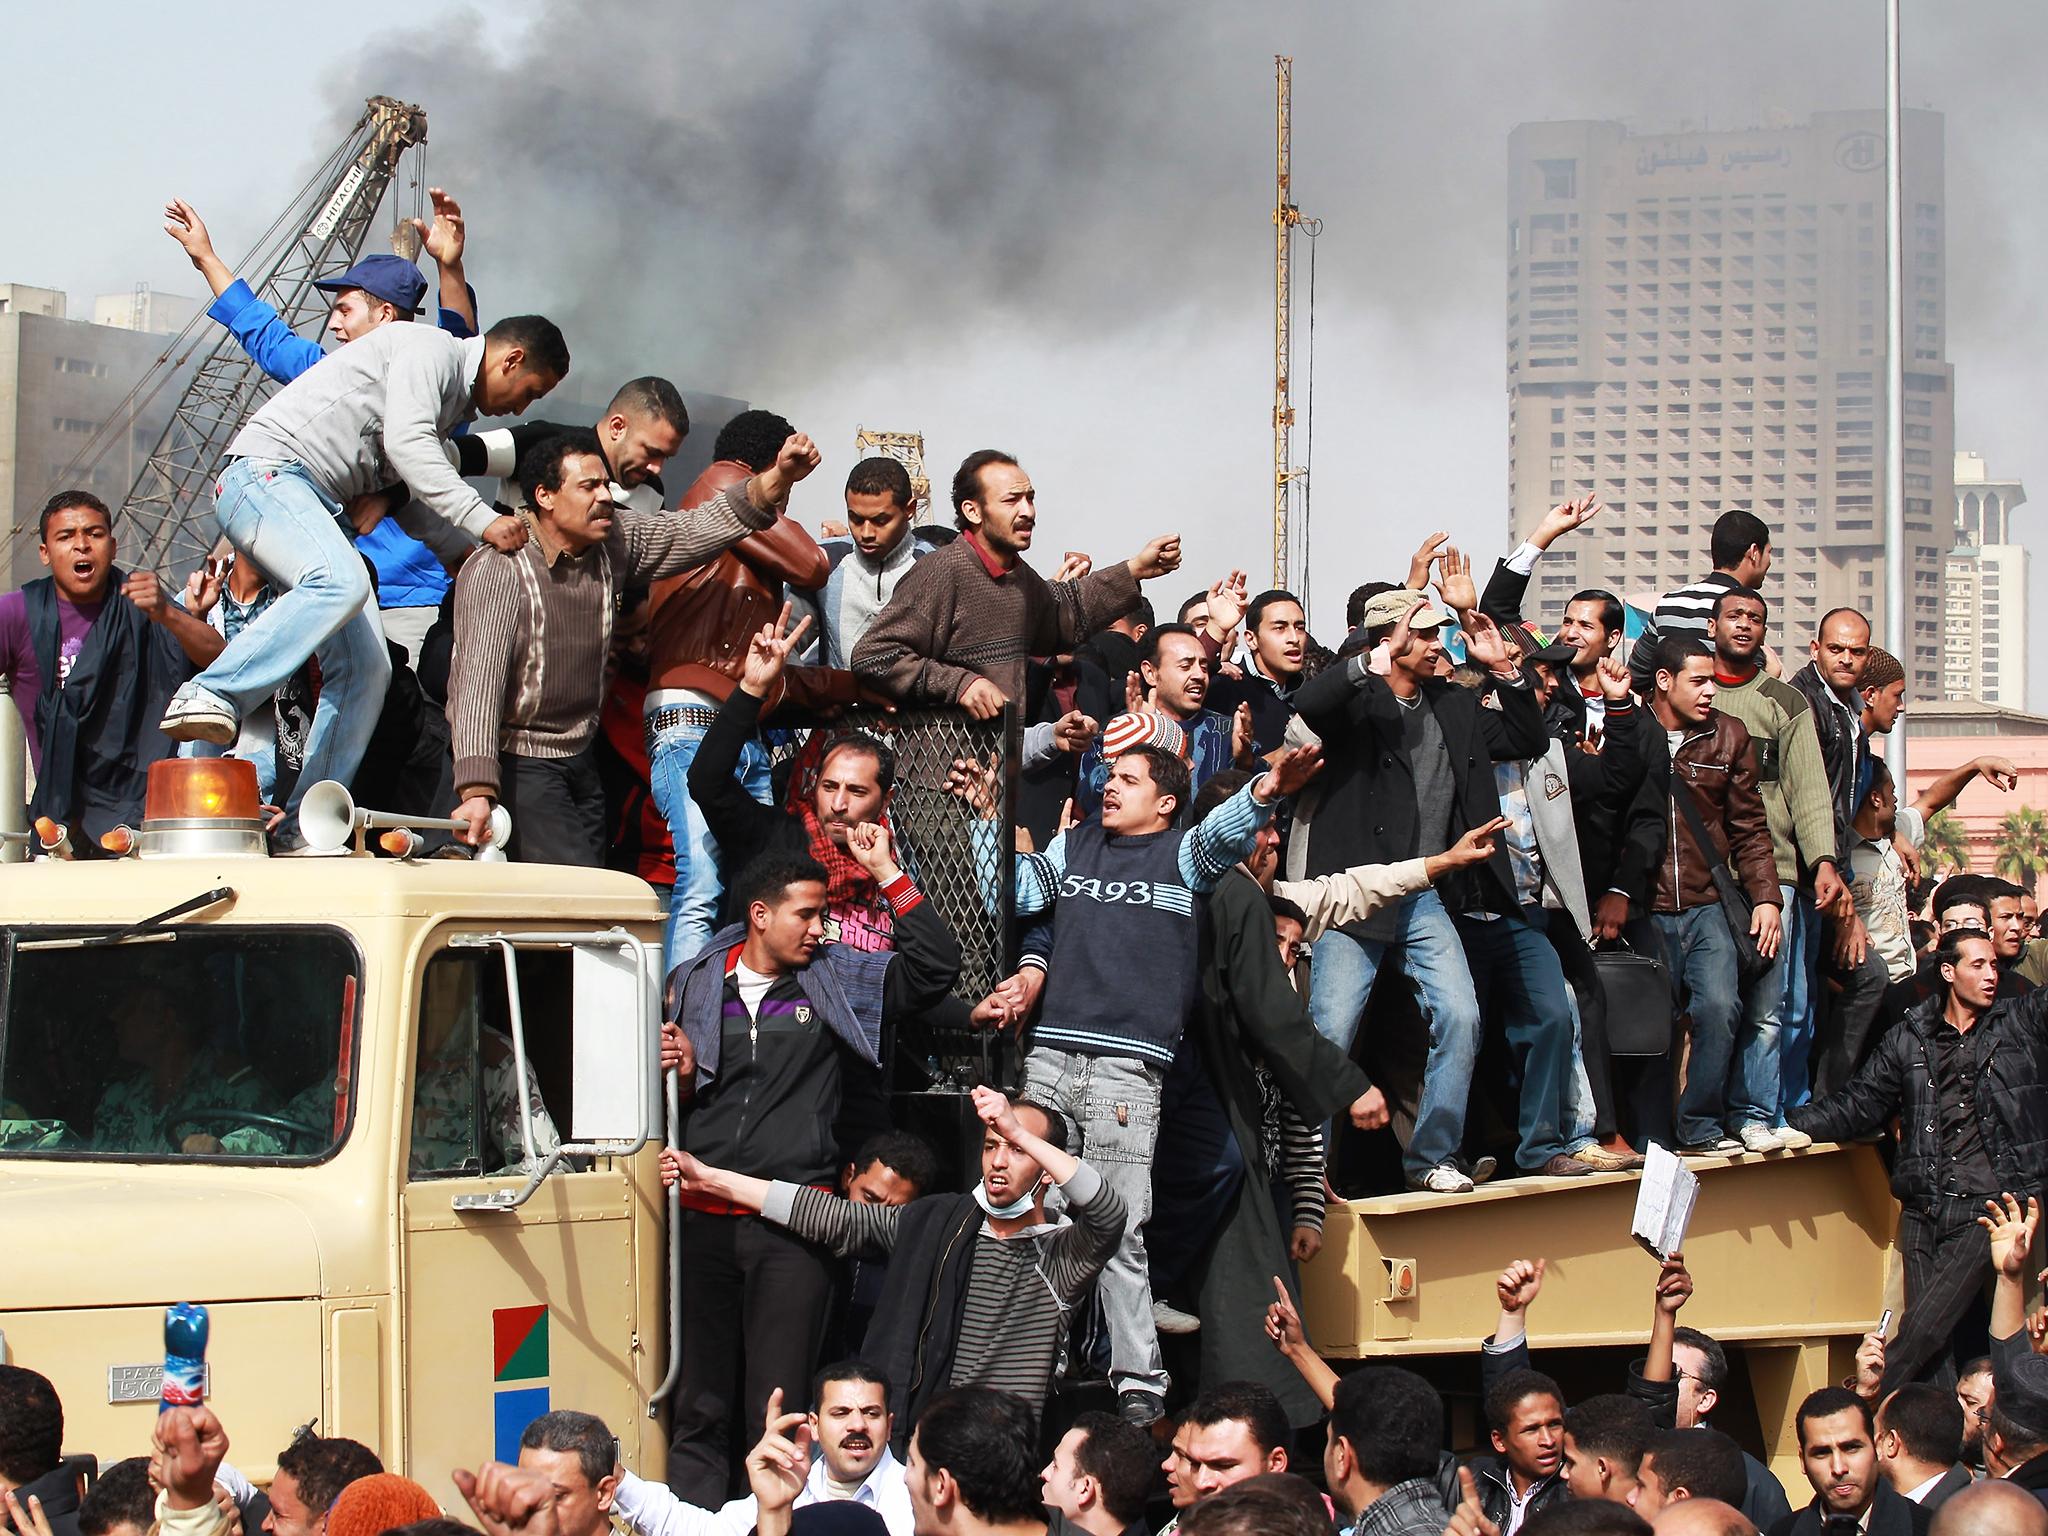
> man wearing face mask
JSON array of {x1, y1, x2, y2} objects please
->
[{"x1": 661, "y1": 1087, "x2": 1123, "y2": 1457}]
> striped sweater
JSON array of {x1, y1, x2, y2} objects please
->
[
  {"x1": 763, "y1": 1163, "x2": 1125, "y2": 1408},
  {"x1": 447, "y1": 484, "x2": 773, "y2": 795}
]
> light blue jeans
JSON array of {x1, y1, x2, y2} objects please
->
[
  {"x1": 1732, "y1": 882, "x2": 1797, "y2": 1130},
  {"x1": 647, "y1": 716, "x2": 772, "y2": 972},
  {"x1": 183, "y1": 458, "x2": 389, "y2": 816},
  {"x1": 1022, "y1": 1047, "x2": 1169, "y2": 1399},
  {"x1": 1308, "y1": 890, "x2": 1482, "y2": 1179}
]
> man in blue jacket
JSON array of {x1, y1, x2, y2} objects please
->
[{"x1": 164, "y1": 192, "x2": 478, "y2": 662}]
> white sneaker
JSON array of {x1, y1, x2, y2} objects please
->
[
  {"x1": 1738, "y1": 1125, "x2": 1785, "y2": 1153},
  {"x1": 1408, "y1": 1164, "x2": 1475, "y2": 1194},
  {"x1": 1776, "y1": 1126, "x2": 1814, "y2": 1150},
  {"x1": 159, "y1": 686, "x2": 239, "y2": 745},
  {"x1": 1152, "y1": 1299, "x2": 1202, "y2": 1335}
]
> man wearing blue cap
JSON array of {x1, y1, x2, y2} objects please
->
[{"x1": 166, "y1": 191, "x2": 478, "y2": 662}]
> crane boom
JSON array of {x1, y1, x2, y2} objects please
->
[
  {"x1": 116, "y1": 96, "x2": 429, "y2": 572},
  {"x1": 854, "y1": 427, "x2": 934, "y2": 525}
]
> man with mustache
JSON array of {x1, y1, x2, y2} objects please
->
[
  {"x1": 851, "y1": 448, "x2": 1183, "y2": 718},
  {"x1": 689, "y1": 605, "x2": 912, "y2": 952},
  {"x1": 612, "y1": 1362, "x2": 912, "y2": 1534}
]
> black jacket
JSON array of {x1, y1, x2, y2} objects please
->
[
  {"x1": 1789, "y1": 662, "x2": 1866, "y2": 871},
  {"x1": 687, "y1": 685, "x2": 812, "y2": 906},
  {"x1": 1788, "y1": 991, "x2": 2048, "y2": 1212},
  {"x1": 10, "y1": 1465, "x2": 81, "y2": 1536},
  {"x1": 24, "y1": 573, "x2": 190, "y2": 843},
  {"x1": 1768, "y1": 1480, "x2": 1930, "y2": 1536},
  {"x1": 1478, "y1": 556, "x2": 1598, "y2": 746},
  {"x1": 1914, "y1": 1464, "x2": 1974, "y2": 1512},
  {"x1": 2008, "y1": 1449, "x2": 2048, "y2": 1509},
  {"x1": 1206, "y1": 659, "x2": 1300, "y2": 758},
  {"x1": 1185, "y1": 869, "x2": 1372, "y2": 1425},
  {"x1": 1293, "y1": 654, "x2": 1548, "y2": 937}
]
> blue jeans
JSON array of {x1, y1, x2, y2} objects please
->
[
  {"x1": 184, "y1": 458, "x2": 390, "y2": 816},
  {"x1": 1309, "y1": 890, "x2": 1481, "y2": 1179},
  {"x1": 1732, "y1": 883, "x2": 1796, "y2": 1130},
  {"x1": 1652, "y1": 905, "x2": 1743, "y2": 1146},
  {"x1": 1778, "y1": 889, "x2": 1820, "y2": 1114},
  {"x1": 647, "y1": 716, "x2": 772, "y2": 972},
  {"x1": 1455, "y1": 908, "x2": 1579, "y2": 1170}
]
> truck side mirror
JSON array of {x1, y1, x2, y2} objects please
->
[{"x1": 570, "y1": 943, "x2": 658, "y2": 1149}]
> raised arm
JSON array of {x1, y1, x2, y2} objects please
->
[
  {"x1": 1178, "y1": 744, "x2": 1320, "y2": 891},
  {"x1": 412, "y1": 187, "x2": 477, "y2": 333},
  {"x1": 123, "y1": 571, "x2": 225, "y2": 669},
  {"x1": 1917, "y1": 755, "x2": 2019, "y2": 819},
  {"x1": 972, "y1": 1084, "x2": 1078, "y2": 1185},
  {"x1": 1265, "y1": 1275, "x2": 1340, "y2": 1412},
  {"x1": 1643, "y1": 1251, "x2": 1694, "y2": 1390},
  {"x1": 1981, "y1": 1194, "x2": 2040, "y2": 1347}
]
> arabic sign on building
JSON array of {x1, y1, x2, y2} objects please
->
[{"x1": 1633, "y1": 140, "x2": 1795, "y2": 176}]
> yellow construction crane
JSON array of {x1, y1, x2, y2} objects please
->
[
  {"x1": 853, "y1": 426, "x2": 934, "y2": 525},
  {"x1": 1271, "y1": 57, "x2": 1317, "y2": 592}
]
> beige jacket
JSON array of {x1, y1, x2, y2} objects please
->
[{"x1": 1273, "y1": 857, "x2": 1433, "y2": 944}]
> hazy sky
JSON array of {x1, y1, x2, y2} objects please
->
[{"x1": 7, "y1": 1, "x2": 2045, "y2": 708}]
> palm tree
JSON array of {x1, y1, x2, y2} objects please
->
[
  {"x1": 1922, "y1": 810, "x2": 1972, "y2": 877},
  {"x1": 1996, "y1": 808, "x2": 2048, "y2": 890}
]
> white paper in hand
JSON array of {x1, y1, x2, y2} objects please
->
[{"x1": 1632, "y1": 1144, "x2": 1700, "y2": 1261}]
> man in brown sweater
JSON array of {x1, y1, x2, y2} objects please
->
[
  {"x1": 850, "y1": 448, "x2": 1183, "y2": 715},
  {"x1": 448, "y1": 426, "x2": 820, "y2": 864}
]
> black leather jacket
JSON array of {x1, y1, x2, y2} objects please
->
[{"x1": 1789, "y1": 990, "x2": 2048, "y2": 1212}]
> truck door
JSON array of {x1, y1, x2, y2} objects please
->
[{"x1": 398, "y1": 929, "x2": 664, "y2": 1496}]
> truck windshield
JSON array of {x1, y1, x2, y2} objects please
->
[{"x1": 0, "y1": 926, "x2": 360, "y2": 1162}]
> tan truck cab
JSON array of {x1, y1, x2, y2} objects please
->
[{"x1": 0, "y1": 759, "x2": 678, "y2": 1499}]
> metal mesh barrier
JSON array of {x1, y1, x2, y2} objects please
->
[{"x1": 774, "y1": 706, "x2": 1019, "y2": 1094}]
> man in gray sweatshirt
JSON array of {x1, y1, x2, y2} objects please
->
[{"x1": 158, "y1": 314, "x2": 566, "y2": 836}]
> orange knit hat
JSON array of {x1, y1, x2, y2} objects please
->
[{"x1": 323, "y1": 1474, "x2": 442, "y2": 1536}]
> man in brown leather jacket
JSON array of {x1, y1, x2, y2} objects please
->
[
  {"x1": 644, "y1": 409, "x2": 858, "y2": 968},
  {"x1": 1621, "y1": 634, "x2": 1784, "y2": 1156}
]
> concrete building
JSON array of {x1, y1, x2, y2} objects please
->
[
  {"x1": 1898, "y1": 699, "x2": 2048, "y2": 899},
  {"x1": 1944, "y1": 450, "x2": 2027, "y2": 708},
  {"x1": 1506, "y1": 110, "x2": 1951, "y2": 695},
  {"x1": 0, "y1": 287, "x2": 184, "y2": 587},
  {"x1": 90, "y1": 285, "x2": 200, "y2": 336}
]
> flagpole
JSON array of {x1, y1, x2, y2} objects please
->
[{"x1": 1884, "y1": 0, "x2": 1909, "y2": 779}]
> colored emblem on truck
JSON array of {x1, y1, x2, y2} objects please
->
[
  {"x1": 493, "y1": 1305, "x2": 548, "y2": 1381},
  {"x1": 491, "y1": 1305, "x2": 550, "y2": 1463}
]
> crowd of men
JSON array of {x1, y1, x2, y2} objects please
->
[
  {"x1": 13, "y1": 1227, "x2": 2048, "y2": 1536},
  {"x1": 9, "y1": 192, "x2": 2048, "y2": 1536}
]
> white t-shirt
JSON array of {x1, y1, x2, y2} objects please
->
[
  {"x1": 1850, "y1": 806, "x2": 1925, "y2": 983},
  {"x1": 733, "y1": 961, "x2": 777, "y2": 1021}
]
